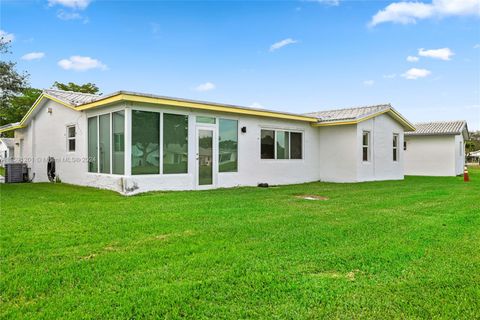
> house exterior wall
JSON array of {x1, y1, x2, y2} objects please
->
[
  {"x1": 404, "y1": 135, "x2": 457, "y2": 176},
  {"x1": 454, "y1": 134, "x2": 465, "y2": 175},
  {"x1": 318, "y1": 113, "x2": 404, "y2": 183},
  {"x1": 356, "y1": 113, "x2": 404, "y2": 181},
  {"x1": 118, "y1": 102, "x2": 321, "y2": 194},
  {"x1": 0, "y1": 141, "x2": 13, "y2": 165},
  {"x1": 13, "y1": 99, "x2": 321, "y2": 194},
  {"x1": 318, "y1": 124, "x2": 357, "y2": 182}
]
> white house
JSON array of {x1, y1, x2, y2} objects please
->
[
  {"x1": 404, "y1": 121, "x2": 469, "y2": 176},
  {"x1": 0, "y1": 138, "x2": 14, "y2": 166},
  {"x1": 0, "y1": 89, "x2": 415, "y2": 194}
]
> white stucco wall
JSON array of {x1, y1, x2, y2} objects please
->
[
  {"x1": 404, "y1": 135, "x2": 458, "y2": 176},
  {"x1": 0, "y1": 140, "x2": 13, "y2": 165},
  {"x1": 318, "y1": 124, "x2": 357, "y2": 182},
  {"x1": 14, "y1": 99, "x2": 321, "y2": 194},
  {"x1": 318, "y1": 113, "x2": 404, "y2": 182},
  {"x1": 119, "y1": 102, "x2": 321, "y2": 194},
  {"x1": 356, "y1": 113, "x2": 404, "y2": 181}
]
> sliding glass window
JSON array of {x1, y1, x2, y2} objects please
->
[
  {"x1": 88, "y1": 117, "x2": 98, "y2": 172},
  {"x1": 163, "y1": 113, "x2": 188, "y2": 174},
  {"x1": 131, "y1": 110, "x2": 160, "y2": 175},
  {"x1": 261, "y1": 130, "x2": 275, "y2": 159},
  {"x1": 276, "y1": 131, "x2": 290, "y2": 159},
  {"x1": 112, "y1": 111, "x2": 125, "y2": 174},
  {"x1": 219, "y1": 119, "x2": 238, "y2": 172}
]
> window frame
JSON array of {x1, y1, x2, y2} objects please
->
[
  {"x1": 87, "y1": 108, "x2": 126, "y2": 176},
  {"x1": 260, "y1": 128, "x2": 304, "y2": 160},
  {"x1": 362, "y1": 131, "x2": 370, "y2": 163},
  {"x1": 393, "y1": 133, "x2": 399, "y2": 162},
  {"x1": 66, "y1": 125, "x2": 76, "y2": 152}
]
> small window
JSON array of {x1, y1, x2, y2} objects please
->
[
  {"x1": 67, "y1": 125, "x2": 76, "y2": 152},
  {"x1": 393, "y1": 133, "x2": 399, "y2": 162},
  {"x1": 261, "y1": 130, "x2": 275, "y2": 159},
  {"x1": 404, "y1": 141, "x2": 407, "y2": 151},
  {"x1": 196, "y1": 116, "x2": 216, "y2": 124},
  {"x1": 362, "y1": 131, "x2": 370, "y2": 162},
  {"x1": 459, "y1": 142, "x2": 463, "y2": 156},
  {"x1": 219, "y1": 119, "x2": 238, "y2": 172}
]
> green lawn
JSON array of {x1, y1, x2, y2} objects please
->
[{"x1": 1, "y1": 169, "x2": 479, "y2": 319}]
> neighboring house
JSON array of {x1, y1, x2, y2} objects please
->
[
  {"x1": 0, "y1": 138, "x2": 14, "y2": 166},
  {"x1": 404, "y1": 121, "x2": 469, "y2": 176},
  {"x1": 0, "y1": 89, "x2": 414, "y2": 194},
  {"x1": 467, "y1": 150, "x2": 480, "y2": 164}
]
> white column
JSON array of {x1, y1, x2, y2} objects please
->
[{"x1": 124, "y1": 105, "x2": 132, "y2": 176}]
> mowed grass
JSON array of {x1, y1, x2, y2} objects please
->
[{"x1": 1, "y1": 169, "x2": 479, "y2": 319}]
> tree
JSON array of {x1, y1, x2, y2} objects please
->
[
  {"x1": 0, "y1": 39, "x2": 29, "y2": 126},
  {"x1": 1, "y1": 88, "x2": 42, "y2": 124},
  {"x1": 52, "y1": 81, "x2": 100, "y2": 94}
]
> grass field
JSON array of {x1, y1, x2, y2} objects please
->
[{"x1": 1, "y1": 168, "x2": 479, "y2": 319}]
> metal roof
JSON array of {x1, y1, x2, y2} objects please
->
[
  {"x1": 305, "y1": 104, "x2": 391, "y2": 122},
  {"x1": 405, "y1": 120, "x2": 468, "y2": 136},
  {"x1": 43, "y1": 89, "x2": 100, "y2": 106}
]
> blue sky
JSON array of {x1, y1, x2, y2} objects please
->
[{"x1": 2, "y1": 0, "x2": 480, "y2": 129}]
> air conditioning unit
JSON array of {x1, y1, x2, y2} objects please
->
[{"x1": 5, "y1": 163, "x2": 28, "y2": 183}]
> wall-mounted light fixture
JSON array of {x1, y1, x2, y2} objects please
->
[
  {"x1": 241, "y1": 126, "x2": 247, "y2": 133},
  {"x1": 47, "y1": 107, "x2": 53, "y2": 114}
]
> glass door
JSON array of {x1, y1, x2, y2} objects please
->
[{"x1": 197, "y1": 129, "x2": 214, "y2": 186}]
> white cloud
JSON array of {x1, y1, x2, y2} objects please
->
[
  {"x1": 363, "y1": 80, "x2": 375, "y2": 86},
  {"x1": 57, "y1": 10, "x2": 81, "y2": 20},
  {"x1": 269, "y1": 38, "x2": 298, "y2": 52},
  {"x1": 402, "y1": 68, "x2": 431, "y2": 79},
  {"x1": 314, "y1": 0, "x2": 340, "y2": 6},
  {"x1": 407, "y1": 55, "x2": 419, "y2": 62},
  {"x1": 383, "y1": 73, "x2": 397, "y2": 79},
  {"x1": 0, "y1": 30, "x2": 15, "y2": 44},
  {"x1": 21, "y1": 52, "x2": 45, "y2": 61},
  {"x1": 369, "y1": 0, "x2": 480, "y2": 27},
  {"x1": 195, "y1": 82, "x2": 216, "y2": 92},
  {"x1": 418, "y1": 47, "x2": 454, "y2": 60},
  {"x1": 474, "y1": 44, "x2": 480, "y2": 48},
  {"x1": 48, "y1": 0, "x2": 91, "y2": 10},
  {"x1": 249, "y1": 102, "x2": 265, "y2": 109},
  {"x1": 58, "y1": 56, "x2": 107, "y2": 71}
]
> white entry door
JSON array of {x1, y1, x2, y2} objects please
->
[{"x1": 196, "y1": 127, "x2": 216, "y2": 188}]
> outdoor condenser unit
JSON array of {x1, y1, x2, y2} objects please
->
[{"x1": 5, "y1": 163, "x2": 28, "y2": 183}]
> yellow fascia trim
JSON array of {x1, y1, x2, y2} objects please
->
[
  {"x1": 0, "y1": 124, "x2": 25, "y2": 133},
  {"x1": 312, "y1": 109, "x2": 415, "y2": 131},
  {"x1": 77, "y1": 93, "x2": 319, "y2": 122},
  {"x1": 19, "y1": 94, "x2": 75, "y2": 126}
]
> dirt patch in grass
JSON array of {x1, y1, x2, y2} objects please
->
[{"x1": 295, "y1": 195, "x2": 329, "y2": 201}]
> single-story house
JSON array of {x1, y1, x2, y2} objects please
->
[
  {"x1": 404, "y1": 120, "x2": 469, "y2": 176},
  {"x1": 0, "y1": 138, "x2": 14, "y2": 166},
  {"x1": 0, "y1": 89, "x2": 415, "y2": 194},
  {"x1": 467, "y1": 150, "x2": 480, "y2": 164}
]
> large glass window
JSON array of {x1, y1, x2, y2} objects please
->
[
  {"x1": 261, "y1": 129, "x2": 302, "y2": 160},
  {"x1": 163, "y1": 113, "x2": 188, "y2": 174},
  {"x1": 261, "y1": 130, "x2": 275, "y2": 159},
  {"x1": 276, "y1": 131, "x2": 290, "y2": 159},
  {"x1": 132, "y1": 110, "x2": 160, "y2": 175},
  {"x1": 88, "y1": 117, "x2": 98, "y2": 172},
  {"x1": 219, "y1": 119, "x2": 238, "y2": 172},
  {"x1": 99, "y1": 114, "x2": 111, "y2": 173},
  {"x1": 112, "y1": 111, "x2": 125, "y2": 174},
  {"x1": 362, "y1": 131, "x2": 370, "y2": 162},
  {"x1": 290, "y1": 132, "x2": 302, "y2": 159},
  {"x1": 393, "y1": 133, "x2": 399, "y2": 162}
]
